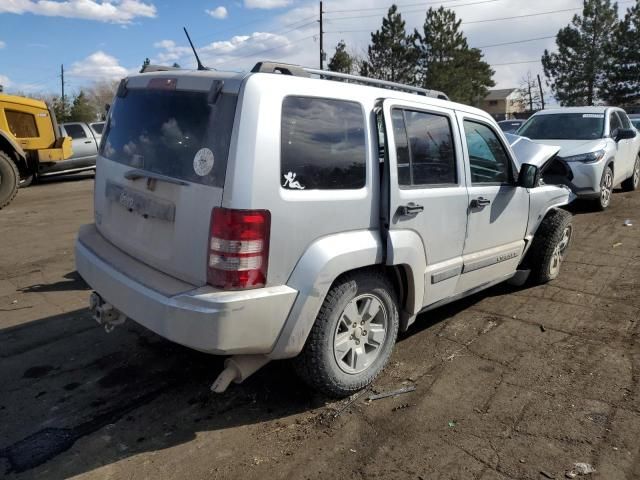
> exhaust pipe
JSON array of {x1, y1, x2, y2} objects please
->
[{"x1": 211, "y1": 355, "x2": 270, "y2": 393}]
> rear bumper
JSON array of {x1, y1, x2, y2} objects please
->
[{"x1": 75, "y1": 224, "x2": 297, "y2": 354}]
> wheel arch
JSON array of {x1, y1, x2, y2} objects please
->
[{"x1": 0, "y1": 131, "x2": 31, "y2": 177}]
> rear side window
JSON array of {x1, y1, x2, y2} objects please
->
[
  {"x1": 281, "y1": 96, "x2": 366, "y2": 190},
  {"x1": 64, "y1": 124, "x2": 87, "y2": 139},
  {"x1": 101, "y1": 88, "x2": 237, "y2": 188},
  {"x1": 391, "y1": 108, "x2": 456, "y2": 186},
  {"x1": 6, "y1": 110, "x2": 38, "y2": 138}
]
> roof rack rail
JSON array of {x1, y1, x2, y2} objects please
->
[{"x1": 251, "y1": 61, "x2": 448, "y2": 100}]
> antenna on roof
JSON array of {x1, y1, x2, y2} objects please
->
[{"x1": 183, "y1": 27, "x2": 209, "y2": 71}]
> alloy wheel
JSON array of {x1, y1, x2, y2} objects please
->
[
  {"x1": 549, "y1": 225, "x2": 572, "y2": 277},
  {"x1": 333, "y1": 294, "x2": 388, "y2": 374},
  {"x1": 601, "y1": 170, "x2": 613, "y2": 207}
]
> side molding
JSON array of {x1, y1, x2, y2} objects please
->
[{"x1": 268, "y1": 230, "x2": 383, "y2": 359}]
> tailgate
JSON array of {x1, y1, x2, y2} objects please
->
[{"x1": 94, "y1": 76, "x2": 238, "y2": 285}]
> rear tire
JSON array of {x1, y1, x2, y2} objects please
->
[
  {"x1": 0, "y1": 150, "x2": 19, "y2": 209},
  {"x1": 293, "y1": 270, "x2": 399, "y2": 398},
  {"x1": 621, "y1": 156, "x2": 639, "y2": 192},
  {"x1": 527, "y1": 209, "x2": 573, "y2": 284}
]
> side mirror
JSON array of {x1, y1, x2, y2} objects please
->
[
  {"x1": 517, "y1": 163, "x2": 540, "y2": 189},
  {"x1": 616, "y1": 128, "x2": 636, "y2": 141}
]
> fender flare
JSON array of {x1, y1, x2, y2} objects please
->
[
  {"x1": 385, "y1": 229, "x2": 426, "y2": 316},
  {"x1": 268, "y1": 230, "x2": 384, "y2": 359}
]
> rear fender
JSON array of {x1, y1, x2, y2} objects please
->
[{"x1": 268, "y1": 230, "x2": 383, "y2": 359}]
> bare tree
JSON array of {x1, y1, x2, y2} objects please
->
[
  {"x1": 85, "y1": 80, "x2": 119, "y2": 120},
  {"x1": 515, "y1": 71, "x2": 543, "y2": 113}
]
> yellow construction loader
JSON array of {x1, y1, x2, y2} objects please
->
[{"x1": 0, "y1": 93, "x2": 73, "y2": 208}]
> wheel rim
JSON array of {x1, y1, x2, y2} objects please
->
[
  {"x1": 333, "y1": 293, "x2": 388, "y2": 375},
  {"x1": 633, "y1": 159, "x2": 639, "y2": 187},
  {"x1": 601, "y1": 170, "x2": 613, "y2": 207},
  {"x1": 549, "y1": 225, "x2": 572, "y2": 277}
]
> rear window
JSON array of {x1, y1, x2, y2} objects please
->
[
  {"x1": 101, "y1": 88, "x2": 236, "y2": 187},
  {"x1": 6, "y1": 110, "x2": 38, "y2": 138},
  {"x1": 281, "y1": 96, "x2": 366, "y2": 190},
  {"x1": 91, "y1": 122, "x2": 105, "y2": 134}
]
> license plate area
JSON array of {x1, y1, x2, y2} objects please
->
[{"x1": 105, "y1": 181, "x2": 175, "y2": 222}]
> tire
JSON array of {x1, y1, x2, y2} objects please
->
[
  {"x1": 621, "y1": 156, "x2": 639, "y2": 192},
  {"x1": 293, "y1": 270, "x2": 399, "y2": 398},
  {"x1": 595, "y1": 165, "x2": 614, "y2": 210},
  {"x1": 0, "y1": 150, "x2": 19, "y2": 209},
  {"x1": 527, "y1": 209, "x2": 573, "y2": 284},
  {"x1": 19, "y1": 173, "x2": 34, "y2": 188}
]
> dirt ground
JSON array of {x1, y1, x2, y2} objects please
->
[{"x1": 0, "y1": 176, "x2": 639, "y2": 480}]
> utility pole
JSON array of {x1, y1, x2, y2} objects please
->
[
  {"x1": 537, "y1": 74, "x2": 545, "y2": 110},
  {"x1": 319, "y1": 1, "x2": 324, "y2": 69},
  {"x1": 60, "y1": 64, "x2": 66, "y2": 119},
  {"x1": 528, "y1": 83, "x2": 533, "y2": 112}
]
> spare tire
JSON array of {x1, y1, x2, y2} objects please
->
[{"x1": 0, "y1": 150, "x2": 19, "y2": 209}]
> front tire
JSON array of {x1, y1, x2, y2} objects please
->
[
  {"x1": 621, "y1": 156, "x2": 639, "y2": 192},
  {"x1": 293, "y1": 270, "x2": 399, "y2": 398},
  {"x1": 596, "y1": 165, "x2": 614, "y2": 210},
  {"x1": 527, "y1": 209, "x2": 573, "y2": 284},
  {"x1": 0, "y1": 150, "x2": 19, "y2": 209}
]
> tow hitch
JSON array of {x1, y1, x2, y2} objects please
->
[{"x1": 89, "y1": 292, "x2": 127, "y2": 332}]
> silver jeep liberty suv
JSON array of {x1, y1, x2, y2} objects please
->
[{"x1": 76, "y1": 62, "x2": 574, "y2": 397}]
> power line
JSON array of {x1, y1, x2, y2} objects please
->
[
  {"x1": 214, "y1": 34, "x2": 317, "y2": 68},
  {"x1": 324, "y1": 1, "x2": 635, "y2": 34},
  {"x1": 475, "y1": 34, "x2": 556, "y2": 49},
  {"x1": 325, "y1": 0, "x2": 500, "y2": 21},
  {"x1": 324, "y1": 0, "x2": 486, "y2": 14}
]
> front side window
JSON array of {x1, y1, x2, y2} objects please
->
[
  {"x1": 64, "y1": 124, "x2": 87, "y2": 139},
  {"x1": 464, "y1": 120, "x2": 511, "y2": 184},
  {"x1": 391, "y1": 108, "x2": 456, "y2": 186},
  {"x1": 6, "y1": 110, "x2": 38, "y2": 138},
  {"x1": 281, "y1": 96, "x2": 366, "y2": 190}
]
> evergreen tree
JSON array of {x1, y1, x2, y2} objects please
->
[
  {"x1": 69, "y1": 91, "x2": 97, "y2": 122},
  {"x1": 542, "y1": 0, "x2": 618, "y2": 106},
  {"x1": 602, "y1": 2, "x2": 640, "y2": 105},
  {"x1": 328, "y1": 40, "x2": 354, "y2": 74},
  {"x1": 360, "y1": 5, "x2": 417, "y2": 84},
  {"x1": 172, "y1": 62, "x2": 181, "y2": 68},
  {"x1": 140, "y1": 57, "x2": 150, "y2": 73},
  {"x1": 415, "y1": 6, "x2": 494, "y2": 104}
]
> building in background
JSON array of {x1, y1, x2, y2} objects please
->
[{"x1": 481, "y1": 88, "x2": 523, "y2": 121}]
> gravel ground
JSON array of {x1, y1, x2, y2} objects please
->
[{"x1": 0, "y1": 176, "x2": 639, "y2": 480}]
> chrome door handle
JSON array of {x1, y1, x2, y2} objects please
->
[
  {"x1": 470, "y1": 197, "x2": 491, "y2": 208},
  {"x1": 399, "y1": 202, "x2": 424, "y2": 216}
]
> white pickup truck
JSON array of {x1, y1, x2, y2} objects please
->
[{"x1": 60, "y1": 121, "x2": 104, "y2": 168}]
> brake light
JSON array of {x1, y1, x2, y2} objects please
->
[{"x1": 207, "y1": 208, "x2": 271, "y2": 290}]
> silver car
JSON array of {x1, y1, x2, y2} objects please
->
[
  {"x1": 517, "y1": 107, "x2": 640, "y2": 210},
  {"x1": 75, "y1": 62, "x2": 574, "y2": 397}
]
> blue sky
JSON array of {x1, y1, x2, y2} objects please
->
[{"x1": 0, "y1": 0, "x2": 630, "y2": 98}]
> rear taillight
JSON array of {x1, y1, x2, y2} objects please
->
[{"x1": 207, "y1": 207, "x2": 271, "y2": 290}]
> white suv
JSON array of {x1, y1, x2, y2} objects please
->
[
  {"x1": 76, "y1": 62, "x2": 574, "y2": 397},
  {"x1": 517, "y1": 107, "x2": 640, "y2": 210}
]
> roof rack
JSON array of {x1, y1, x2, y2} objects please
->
[{"x1": 251, "y1": 61, "x2": 449, "y2": 101}]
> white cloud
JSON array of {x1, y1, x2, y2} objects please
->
[
  {"x1": 0, "y1": 74, "x2": 11, "y2": 88},
  {"x1": 153, "y1": 31, "x2": 298, "y2": 69},
  {"x1": 245, "y1": 0, "x2": 291, "y2": 10},
  {"x1": 0, "y1": 0, "x2": 157, "y2": 24},
  {"x1": 68, "y1": 51, "x2": 129, "y2": 81},
  {"x1": 206, "y1": 6, "x2": 228, "y2": 19},
  {"x1": 0, "y1": 40, "x2": 5, "y2": 49}
]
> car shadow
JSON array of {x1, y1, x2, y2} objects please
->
[
  {"x1": 19, "y1": 271, "x2": 90, "y2": 293},
  {"x1": 0, "y1": 280, "x2": 532, "y2": 478}
]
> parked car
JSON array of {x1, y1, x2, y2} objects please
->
[
  {"x1": 75, "y1": 62, "x2": 574, "y2": 397},
  {"x1": 498, "y1": 119, "x2": 525, "y2": 133},
  {"x1": 60, "y1": 121, "x2": 104, "y2": 169},
  {"x1": 517, "y1": 107, "x2": 640, "y2": 210}
]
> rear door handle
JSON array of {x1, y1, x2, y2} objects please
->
[
  {"x1": 470, "y1": 197, "x2": 491, "y2": 208},
  {"x1": 398, "y1": 202, "x2": 424, "y2": 216}
]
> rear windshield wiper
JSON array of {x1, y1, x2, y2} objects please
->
[{"x1": 124, "y1": 169, "x2": 190, "y2": 186}]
